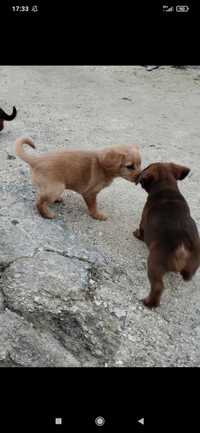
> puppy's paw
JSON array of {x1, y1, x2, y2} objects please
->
[
  {"x1": 142, "y1": 296, "x2": 159, "y2": 308},
  {"x1": 54, "y1": 197, "x2": 64, "y2": 203},
  {"x1": 133, "y1": 228, "x2": 143, "y2": 240},
  {"x1": 181, "y1": 270, "x2": 193, "y2": 281},
  {"x1": 90, "y1": 212, "x2": 108, "y2": 221},
  {"x1": 46, "y1": 212, "x2": 56, "y2": 219}
]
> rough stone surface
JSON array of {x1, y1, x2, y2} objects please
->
[{"x1": 0, "y1": 65, "x2": 200, "y2": 366}]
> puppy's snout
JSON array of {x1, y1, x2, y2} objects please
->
[{"x1": 132, "y1": 169, "x2": 142, "y2": 183}]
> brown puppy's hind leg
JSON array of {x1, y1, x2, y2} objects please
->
[
  {"x1": 181, "y1": 251, "x2": 200, "y2": 281},
  {"x1": 144, "y1": 251, "x2": 165, "y2": 308},
  {"x1": 83, "y1": 194, "x2": 108, "y2": 221}
]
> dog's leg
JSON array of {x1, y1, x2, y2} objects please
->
[
  {"x1": 143, "y1": 252, "x2": 165, "y2": 308},
  {"x1": 144, "y1": 278, "x2": 164, "y2": 308},
  {"x1": 54, "y1": 197, "x2": 64, "y2": 203},
  {"x1": 36, "y1": 184, "x2": 65, "y2": 219},
  {"x1": 133, "y1": 219, "x2": 144, "y2": 240},
  {"x1": 181, "y1": 270, "x2": 193, "y2": 281},
  {"x1": 36, "y1": 194, "x2": 56, "y2": 219},
  {"x1": 181, "y1": 251, "x2": 200, "y2": 281},
  {"x1": 83, "y1": 194, "x2": 108, "y2": 221},
  {"x1": 133, "y1": 206, "x2": 146, "y2": 240}
]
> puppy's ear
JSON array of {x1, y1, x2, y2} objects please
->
[
  {"x1": 170, "y1": 163, "x2": 190, "y2": 180},
  {"x1": 135, "y1": 170, "x2": 155, "y2": 190},
  {"x1": 99, "y1": 149, "x2": 126, "y2": 170}
]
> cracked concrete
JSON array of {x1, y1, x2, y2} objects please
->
[{"x1": 1, "y1": 65, "x2": 200, "y2": 366}]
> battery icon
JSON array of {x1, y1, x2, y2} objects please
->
[{"x1": 176, "y1": 5, "x2": 189, "y2": 12}]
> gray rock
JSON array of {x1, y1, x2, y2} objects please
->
[
  {"x1": 0, "y1": 310, "x2": 80, "y2": 367},
  {"x1": 0, "y1": 250, "x2": 124, "y2": 366}
]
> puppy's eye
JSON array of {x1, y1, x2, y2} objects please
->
[{"x1": 126, "y1": 164, "x2": 135, "y2": 170}]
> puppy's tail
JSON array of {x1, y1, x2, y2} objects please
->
[
  {"x1": 173, "y1": 243, "x2": 190, "y2": 272},
  {"x1": 16, "y1": 137, "x2": 36, "y2": 166},
  {"x1": 0, "y1": 106, "x2": 17, "y2": 121}
]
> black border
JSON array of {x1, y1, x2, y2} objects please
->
[
  {"x1": 1, "y1": 1, "x2": 200, "y2": 430},
  {"x1": 0, "y1": 367, "x2": 199, "y2": 430},
  {"x1": 1, "y1": 0, "x2": 199, "y2": 64}
]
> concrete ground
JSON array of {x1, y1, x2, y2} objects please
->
[{"x1": 0, "y1": 65, "x2": 200, "y2": 366}]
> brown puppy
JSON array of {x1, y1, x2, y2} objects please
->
[
  {"x1": 16, "y1": 137, "x2": 141, "y2": 220},
  {"x1": 134, "y1": 162, "x2": 200, "y2": 308},
  {"x1": 0, "y1": 106, "x2": 17, "y2": 131}
]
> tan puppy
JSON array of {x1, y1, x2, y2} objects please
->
[{"x1": 16, "y1": 138, "x2": 141, "y2": 220}]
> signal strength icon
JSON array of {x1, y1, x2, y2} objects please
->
[{"x1": 163, "y1": 5, "x2": 174, "y2": 12}]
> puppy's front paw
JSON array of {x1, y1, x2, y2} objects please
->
[
  {"x1": 133, "y1": 228, "x2": 143, "y2": 240},
  {"x1": 143, "y1": 296, "x2": 159, "y2": 308},
  {"x1": 46, "y1": 212, "x2": 56, "y2": 219},
  {"x1": 54, "y1": 197, "x2": 64, "y2": 203},
  {"x1": 90, "y1": 212, "x2": 108, "y2": 221}
]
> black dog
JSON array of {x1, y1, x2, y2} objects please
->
[{"x1": 0, "y1": 106, "x2": 17, "y2": 131}]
